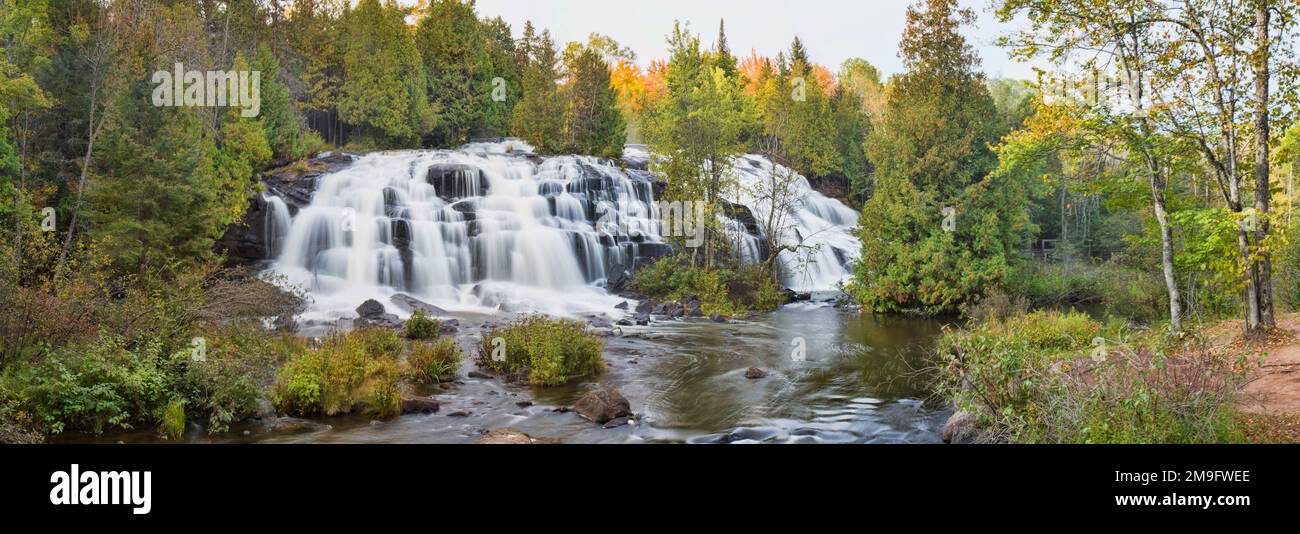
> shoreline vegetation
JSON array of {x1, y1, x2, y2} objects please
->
[{"x1": 3, "y1": 0, "x2": 1300, "y2": 444}]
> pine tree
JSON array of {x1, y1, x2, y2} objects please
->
[
  {"x1": 253, "y1": 44, "x2": 301, "y2": 162},
  {"x1": 850, "y1": 0, "x2": 1015, "y2": 314},
  {"x1": 562, "y1": 46, "x2": 625, "y2": 158},
  {"x1": 338, "y1": 0, "x2": 430, "y2": 147},
  {"x1": 417, "y1": 0, "x2": 487, "y2": 146},
  {"x1": 713, "y1": 19, "x2": 737, "y2": 78},
  {"x1": 511, "y1": 29, "x2": 565, "y2": 153}
]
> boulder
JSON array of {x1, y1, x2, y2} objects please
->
[
  {"x1": 401, "y1": 395, "x2": 440, "y2": 414},
  {"x1": 356, "y1": 299, "x2": 387, "y2": 319},
  {"x1": 390, "y1": 293, "x2": 448, "y2": 315},
  {"x1": 478, "y1": 428, "x2": 534, "y2": 444},
  {"x1": 684, "y1": 295, "x2": 703, "y2": 317},
  {"x1": 744, "y1": 367, "x2": 769, "y2": 379},
  {"x1": 940, "y1": 410, "x2": 981, "y2": 444},
  {"x1": 614, "y1": 301, "x2": 629, "y2": 310},
  {"x1": 574, "y1": 388, "x2": 633, "y2": 424},
  {"x1": 710, "y1": 313, "x2": 726, "y2": 323},
  {"x1": 634, "y1": 300, "x2": 653, "y2": 314}
]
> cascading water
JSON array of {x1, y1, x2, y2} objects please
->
[
  {"x1": 267, "y1": 140, "x2": 664, "y2": 321},
  {"x1": 264, "y1": 141, "x2": 860, "y2": 322},
  {"x1": 724, "y1": 154, "x2": 861, "y2": 293}
]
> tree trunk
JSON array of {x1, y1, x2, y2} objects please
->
[{"x1": 1253, "y1": 0, "x2": 1275, "y2": 330}]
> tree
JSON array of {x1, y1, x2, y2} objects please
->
[
  {"x1": 337, "y1": 0, "x2": 430, "y2": 147},
  {"x1": 511, "y1": 28, "x2": 564, "y2": 153},
  {"x1": 416, "y1": 0, "x2": 487, "y2": 146},
  {"x1": 561, "y1": 45, "x2": 625, "y2": 158},
  {"x1": 253, "y1": 44, "x2": 300, "y2": 162},
  {"x1": 712, "y1": 19, "x2": 737, "y2": 78},
  {"x1": 851, "y1": 0, "x2": 1015, "y2": 314}
]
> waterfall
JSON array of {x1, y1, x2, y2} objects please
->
[
  {"x1": 265, "y1": 141, "x2": 860, "y2": 321},
  {"x1": 267, "y1": 140, "x2": 663, "y2": 320},
  {"x1": 724, "y1": 155, "x2": 861, "y2": 294}
]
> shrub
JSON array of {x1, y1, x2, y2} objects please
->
[
  {"x1": 937, "y1": 310, "x2": 1244, "y2": 443},
  {"x1": 476, "y1": 316, "x2": 605, "y2": 386},
  {"x1": 632, "y1": 256, "x2": 785, "y2": 315},
  {"x1": 404, "y1": 309, "x2": 440, "y2": 340},
  {"x1": 1, "y1": 335, "x2": 171, "y2": 435},
  {"x1": 169, "y1": 324, "x2": 306, "y2": 433},
  {"x1": 405, "y1": 337, "x2": 462, "y2": 384},
  {"x1": 160, "y1": 399, "x2": 185, "y2": 440},
  {"x1": 273, "y1": 328, "x2": 405, "y2": 417}
]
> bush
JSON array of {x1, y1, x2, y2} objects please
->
[
  {"x1": 160, "y1": 399, "x2": 185, "y2": 440},
  {"x1": 631, "y1": 256, "x2": 785, "y2": 315},
  {"x1": 476, "y1": 316, "x2": 605, "y2": 386},
  {"x1": 273, "y1": 328, "x2": 405, "y2": 417},
  {"x1": 405, "y1": 337, "x2": 462, "y2": 384},
  {"x1": 169, "y1": 324, "x2": 306, "y2": 433},
  {"x1": 937, "y1": 310, "x2": 1244, "y2": 443},
  {"x1": 1, "y1": 335, "x2": 172, "y2": 435},
  {"x1": 404, "y1": 309, "x2": 439, "y2": 340}
]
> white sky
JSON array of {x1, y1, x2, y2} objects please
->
[{"x1": 469, "y1": 0, "x2": 1038, "y2": 79}]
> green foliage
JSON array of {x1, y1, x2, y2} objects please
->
[
  {"x1": 937, "y1": 310, "x2": 1243, "y2": 443},
  {"x1": 160, "y1": 398, "x2": 185, "y2": 440},
  {"x1": 403, "y1": 309, "x2": 440, "y2": 340},
  {"x1": 850, "y1": 0, "x2": 1021, "y2": 315},
  {"x1": 511, "y1": 28, "x2": 565, "y2": 153},
  {"x1": 274, "y1": 327, "x2": 405, "y2": 417},
  {"x1": 1277, "y1": 216, "x2": 1300, "y2": 312},
  {"x1": 405, "y1": 337, "x2": 462, "y2": 384},
  {"x1": 631, "y1": 256, "x2": 784, "y2": 315},
  {"x1": 338, "y1": 0, "x2": 431, "y2": 147},
  {"x1": 476, "y1": 316, "x2": 605, "y2": 386},
  {"x1": 561, "y1": 45, "x2": 626, "y2": 158},
  {"x1": 253, "y1": 44, "x2": 302, "y2": 163},
  {"x1": 417, "y1": 1, "x2": 519, "y2": 146}
]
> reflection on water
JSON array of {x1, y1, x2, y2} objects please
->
[{"x1": 63, "y1": 303, "x2": 955, "y2": 444}]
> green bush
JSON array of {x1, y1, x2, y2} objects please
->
[
  {"x1": 168, "y1": 325, "x2": 306, "y2": 433},
  {"x1": 160, "y1": 399, "x2": 185, "y2": 440},
  {"x1": 1277, "y1": 218, "x2": 1300, "y2": 312},
  {"x1": 404, "y1": 309, "x2": 440, "y2": 340},
  {"x1": 937, "y1": 310, "x2": 1244, "y2": 443},
  {"x1": 405, "y1": 337, "x2": 462, "y2": 384},
  {"x1": 632, "y1": 256, "x2": 785, "y2": 315},
  {"x1": 274, "y1": 328, "x2": 405, "y2": 417},
  {"x1": 0, "y1": 335, "x2": 172, "y2": 435},
  {"x1": 476, "y1": 316, "x2": 605, "y2": 386}
]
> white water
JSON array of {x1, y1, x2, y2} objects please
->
[{"x1": 265, "y1": 141, "x2": 860, "y2": 321}]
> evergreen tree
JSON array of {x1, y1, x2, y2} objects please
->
[
  {"x1": 850, "y1": 0, "x2": 1017, "y2": 314},
  {"x1": 416, "y1": 0, "x2": 487, "y2": 146},
  {"x1": 338, "y1": 0, "x2": 430, "y2": 147},
  {"x1": 562, "y1": 46, "x2": 625, "y2": 158},
  {"x1": 511, "y1": 29, "x2": 565, "y2": 153},
  {"x1": 713, "y1": 19, "x2": 737, "y2": 78},
  {"x1": 253, "y1": 44, "x2": 301, "y2": 162}
]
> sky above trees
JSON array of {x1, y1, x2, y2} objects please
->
[{"x1": 463, "y1": 0, "x2": 1038, "y2": 78}]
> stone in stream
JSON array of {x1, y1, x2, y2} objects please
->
[
  {"x1": 390, "y1": 293, "x2": 448, "y2": 315},
  {"x1": 710, "y1": 313, "x2": 726, "y2": 323},
  {"x1": 940, "y1": 410, "x2": 982, "y2": 444},
  {"x1": 614, "y1": 301, "x2": 629, "y2": 310},
  {"x1": 477, "y1": 428, "x2": 559, "y2": 444},
  {"x1": 574, "y1": 388, "x2": 633, "y2": 424},
  {"x1": 634, "y1": 300, "x2": 654, "y2": 314},
  {"x1": 401, "y1": 395, "x2": 440, "y2": 414},
  {"x1": 744, "y1": 367, "x2": 769, "y2": 379},
  {"x1": 684, "y1": 295, "x2": 703, "y2": 317},
  {"x1": 356, "y1": 299, "x2": 402, "y2": 329}
]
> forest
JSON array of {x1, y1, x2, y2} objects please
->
[{"x1": 2, "y1": 0, "x2": 1299, "y2": 445}]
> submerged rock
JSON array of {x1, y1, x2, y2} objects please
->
[
  {"x1": 744, "y1": 367, "x2": 769, "y2": 379},
  {"x1": 710, "y1": 313, "x2": 726, "y2": 323},
  {"x1": 574, "y1": 388, "x2": 633, "y2": 424},
  {"x1": 477, "y1": 428, "x2": 558, "y2": 444}
]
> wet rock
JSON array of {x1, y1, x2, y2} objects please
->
[
  {"x1": 478, "y1": 428, "x2": 535, "y2": 444},
  {"x1": 574, "y1": 388, "x2": 633, "y2": 424},
  {"x1": 401, "y1": 395, "x2": 440, "y2": 414},
  {"x1": 634, "y1": 312, "x2": 651, "y2": 326},
  {"x1": 587, "y1": 317, "x2": 613, "y2": 329},
  {"x1": 684, "y1": 295, "x2": 703, "y2": 317},
  {"x1": 615, "y1": 301, "x2": 629, "y2": 310},
  {"x1": 263, "y1": 417, "x2": 331, "y2": 434},
  {"x1": 515, "y1": 400, "x2": 533, "y2": 408},
  {"x1": 653, "y1": 301, "x2": 684, "y2": 319},
  {"x1": 356, "y1": 299, "x2": 387, "y2": 319},
  {"x1": 710, "y1": 313, "x2": 726, "y2": 323},
  {"x1": 634, "y1": 300, "x2": 653, "y2": 314},
  {"x1": 390, "y1": 293, "x2": 448, "y2": 315},
  {"x1": 438, "y1": 318, "x2": 459, "y2": 334},
  {"x1": 447, "y1": 410, "x2": 470, "y2": 417},
  {"x1": 941, "y1": 410, "x2": 981, "y2": 444},
  {"x1": 467, "y1": 370, "x2": 493, "y2": 379},
  {"x1": 744, "y1": 367, "x2": 769, "y2": 379},
  {"x1": 616, "y1": 318, "x2": 633, "y2": 326},
  {"x1": 602, "y1": 416, "x2": 631, "y2": 429}
]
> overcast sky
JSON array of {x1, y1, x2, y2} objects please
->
[{"x1": 469, "y1": 0, "x2": 1037, "y2": 79}]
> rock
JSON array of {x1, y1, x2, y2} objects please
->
[
  {"x1": 602, "y1": 416, "x2": 631, "y2": 429},
  {"x1": 614, "y1": 301, "x2": 629, "y2": 310},
  {"x1": 634, "y1": 300, "x2": 654, "y2": 314},
  {"x1": 616, "y1": 318, "x2": 633, "y2": 326},
  {"x1": 587, "y1": 317, "x2": 613, "y2": 329},
  {"x1": 684, "y1": 295, "x2": 703, "y2": 317},
  {"x1": 744, "y1": 367, "x2": 769, "y2": 379},
  {"x1": 401, "y1": 395, "x2": 440, "y2": 414},
  {"x1": 940, "y1": 410, "x2": 981, "y2": 444},
  {"x1": 652, "y1": 301, "x2": 684, "y2": 319},
  {"x1": 390, "y1": 293, "x2": 448, "y2": 315},
  {"x1": 515, "y1": 400, "x2": 533, "y2": 408},
  {"x1": 468, "y1": 370, "x2": 493, "y2": 379},
  {"x1": 710, "y1": 313, "x2": 726, "y2": 323},
  {"x1": 478, "y1": 428, "x2": 534, "y2": 444},
  {"x1": 634, "y1": 312, "x2": 650, "y2": 326},
  {"x1": 438, "y1": 318, "x2": 459, "y2": 334},
  {"x1": 447, "y1": 410, "x2": 470, "y2": 417},
  {"x1": 574, "y1": 388, "x2": 633, "y2": 424},
  {"x1": 356, "y1": 299, "x2": 387, "y2": 319}
]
